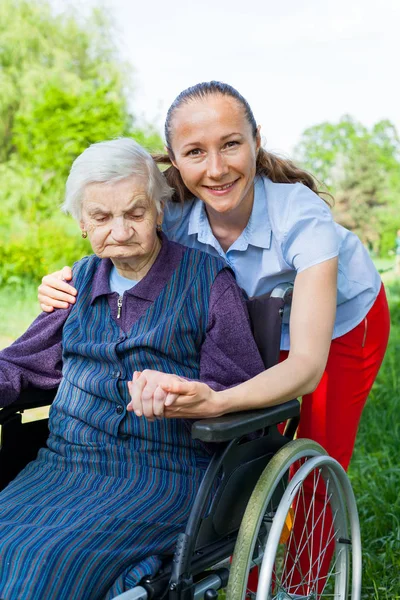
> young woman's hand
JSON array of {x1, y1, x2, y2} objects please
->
[
  {"x1": 127, "y1": 370, "x2": 222, "y2": 420},
  {"x1": 38, "y1": 267, "x2": 77, "y2": 312}
]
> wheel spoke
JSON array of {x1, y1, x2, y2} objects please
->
[
  {"x1": 281, "y1": 492, "x2": 335, "y2": 590},
  {"x1": 227, "y1": 442, "x2": 360, "y2": 600},
  {"x1": 285, "y1": 510, "x2": 339, "y2": 596}
]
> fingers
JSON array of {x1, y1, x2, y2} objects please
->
[
  {"x1": 163, "y1": 379, "x2": 195, "y2": 406},
  {"x1": 128, "y1": 371, "x2": 162, "y2": 421},
  {"x1": 40, "y1": 303, "x2": 55, "y2": 313},
  {"x1": 60, "y1": 266, "x2": 73, "y2": 281},
  {"x1": 164, "y1": 391, "x2": 180, "y2": 407},
  {"x1": 127, "y1": 371, "x2": 174, "y2": 421},
  {"x1": 141, "y1": 374, "x2": 171, "y2": 420},
  {"x1": 38, "y1": 275, "x2": 77, "y2": 310},
  {"x1": 127, "y1": 373, "x2": 147, "y2": 417},
  {"x1": 153, "y1": 386, "x2": 167, "y2": 418}
]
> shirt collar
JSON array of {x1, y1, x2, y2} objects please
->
[
  {"x1": 90, "y1": 232, "x2": 184, "y2": 304},
  {"x1": 243, "y1": 176, "x2": 272, "y2": 250},
  {"x1": 187, "y1": 176, "x2": 271, "y2": 251}
]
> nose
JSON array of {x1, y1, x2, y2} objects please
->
[
  {"x1": 111, "y1": 217, "x2": 133, "y2": 242},
  {"x1": 206, "y1": 151, "x2": 229, "y2": 180}
]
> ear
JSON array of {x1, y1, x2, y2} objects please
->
[
  {"x1": 157, "y1": 201, "x2": 164, "y2": 226},
  {"x1": 166, "y1": 147, "x2": 178, "y2": 170},
  {"x1": 256, "y1": 125, "x2": 262, "y2": 152}
]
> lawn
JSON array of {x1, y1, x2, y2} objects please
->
[{"x1": 0, "y1": 277, "x2": 399, "y2": 597}]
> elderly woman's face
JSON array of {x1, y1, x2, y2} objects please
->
[{"x1": 80, "y1": 176, "x2": 162, "y2": 262}]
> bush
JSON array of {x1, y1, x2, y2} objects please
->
[{"x1": 0, "y1": 214, "x2": 91, "y2": 285}]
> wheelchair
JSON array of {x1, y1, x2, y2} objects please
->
[{"x1": 0, "y1": 283, "x2": 362, "y2": 600}]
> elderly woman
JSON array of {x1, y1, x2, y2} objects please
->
[{"x1": 0, "y1": 139, "x2": 264, "y2": 600}]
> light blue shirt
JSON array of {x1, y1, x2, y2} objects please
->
[
  {"x1": 109, "y1": 266, "x2": 138, "y2": 295},
  {"x1": 163, "y1": 176, "x2": 382, "y2": 350}
]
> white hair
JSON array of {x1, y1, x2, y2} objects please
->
[{"x1": 63, "y1": 138, "x2": 173, "y2": 220}]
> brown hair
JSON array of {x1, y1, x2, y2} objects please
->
[{"x1": 154, "y1": 81, "x2": 332, "y2": 205}]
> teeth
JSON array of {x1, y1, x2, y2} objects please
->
[{"x1": 209, "y1": 182, "x2": 233, "y2": 191}]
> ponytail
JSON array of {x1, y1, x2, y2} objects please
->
[{"x1": 256, "y1": 149, "x2": 333, "y2": 206}]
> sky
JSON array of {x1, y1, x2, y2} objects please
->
[{"x1": 81, "y1": 0, "x2": 400, "y2": 157}]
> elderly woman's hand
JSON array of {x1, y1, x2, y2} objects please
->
[
  {"x1": 127, "y1": 370, "x2": 180, "y2": 420},
  {"x1": 127, "y1": 370, "x2": 223, "y2": 420}
]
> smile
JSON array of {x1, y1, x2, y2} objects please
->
[
  {"x1": 204, "y1": 180, "x2": 239, "y2": 195},
  {"x1": 206, "y1": 181, "x2": 236, "y2": 191}
]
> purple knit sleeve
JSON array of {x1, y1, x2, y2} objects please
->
[
  {"x1": 199, "y1": 269, "x2": 265, "y2": 391},
  {"x1": 0, "y1": 308, "x2": 71, "y2": 407}
]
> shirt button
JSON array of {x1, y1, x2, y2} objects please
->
[
  {"x1": 116, "y1": 406, "x2": 124, "y2": 415},
  {"x1": 118, "y1": 335, "x2": 126, "y2": 342},
  {"x1": 112, "y1": 370, "x2": 121, "y2": 378}
]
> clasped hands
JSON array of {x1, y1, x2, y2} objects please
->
[{"x1": 127, "y1": 370, "x2": 222, "y2": 421}]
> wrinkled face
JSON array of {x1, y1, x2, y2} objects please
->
[
  {"x1": 169, "y1": 95, "x2": 260, "y2": 219},
  {"x1": 80, "y1": 176, "x2": 162, "y2": 263}
]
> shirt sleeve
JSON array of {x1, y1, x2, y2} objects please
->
[
  {"x1": 282, "y1": 184, "x2": 340, "y2": 273},
  {"x1": 199, "y1": 269, "x2": 265, "y2": 391},
  {"x1": 0, "y1": 308, "x2": 71, "y2": 407}
]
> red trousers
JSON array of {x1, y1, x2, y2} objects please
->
[
  {"x1": 281, "y1": 283, "x2": 390, "y2": 469},
  {"x1": 248, "y1": 284, "x2": 390, "y2": 593}
]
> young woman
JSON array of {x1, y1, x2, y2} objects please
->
[{"x1": 39, "y1": 80, "x2": 389, "y2": 476}]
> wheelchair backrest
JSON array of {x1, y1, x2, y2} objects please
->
[{"x1": 246, "y1": 282, "x2": 293, "y2": 369}]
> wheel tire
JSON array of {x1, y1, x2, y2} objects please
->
[{"x1": 226, "y1": 439, "x2": 361, "y2": 600}]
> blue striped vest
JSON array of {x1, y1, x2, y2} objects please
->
[{"x1": 44, "y1": 247, "x2": 226, "y2": 476}]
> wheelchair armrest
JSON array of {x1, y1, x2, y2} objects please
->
[
  {"x1": 0, "y1": 387, "x2": 57, "y2": 426},
  {"x1": 191, "y1": 399, "x2": 300, "y2": 443}
]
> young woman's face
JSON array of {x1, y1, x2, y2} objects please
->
[{"x1": 169, "y1": 95, "x2": 261, "y2": 219}]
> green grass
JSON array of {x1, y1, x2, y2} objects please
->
[
  {"x1": 348, "y1": 279, "x2": 400, "y2": 598},
  {"x1": 0, "y1": 280, "x2": 399, "y2": 596}
]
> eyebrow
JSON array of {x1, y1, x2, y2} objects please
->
[
  {"x1": 86, "y1": 195, "x2": 149, "y2": 215},
  {"x1": 181, "y1": 132, "x2": 243, "y2": 150}
]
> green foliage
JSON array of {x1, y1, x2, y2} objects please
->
[
  {"x1": 0, "y1": 214, "x2": 91, "y2": 286},
  {"x1": 294, "y1": 117, "x2": 400, "y2": 256},
  {"x1": 0, "y1": 0, "x2": 164, "y2": 285},
  {"x1": 13, "y1": 83, "x2": 131, "y2": 175}
]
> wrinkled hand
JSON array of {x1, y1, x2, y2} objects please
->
[
  {"x1": 127, "y1": 369, "x2": 222, "y2": 420},
  {"x1": 38, "y1": 266, "x2": 76, "y2": 312},
  {"x1": 127, "y1": 370, "x2": 181, "y2": 421}
]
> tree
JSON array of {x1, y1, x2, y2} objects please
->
[
  {"x1": 333, "y1": 141, "x2": 387, "y2": 251},
  {"x1": 0, "y1": 0, "x2": 164, "y2": 284},
  {"x1": 294, "y1": 117, "x2": 400, "y2": 255}
]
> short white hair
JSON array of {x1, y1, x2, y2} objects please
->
[{"x1": 63, "y1": 138, "x2": 173, "y2": 220}]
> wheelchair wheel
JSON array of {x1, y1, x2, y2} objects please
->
[{"x1": 227, "y1": 439, "x2": 361, "y2": 600}]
